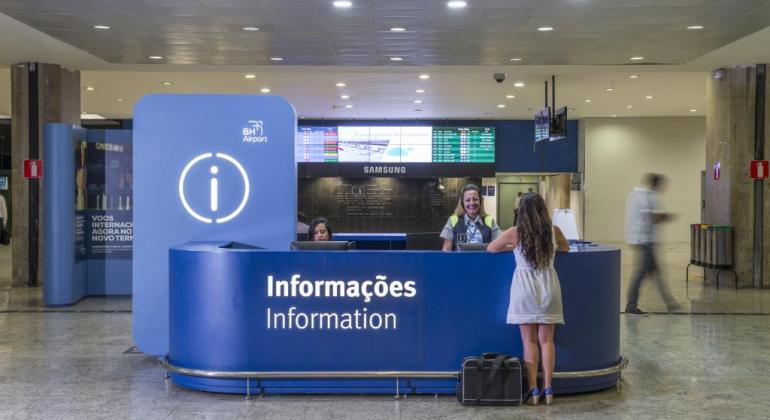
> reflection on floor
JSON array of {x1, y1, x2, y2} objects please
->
[{"x1": 0, "y1": 243, "x2": 769, "y2": 418}]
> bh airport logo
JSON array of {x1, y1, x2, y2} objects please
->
[
  {"x1": 178, "y1": 153, "x2": 250, "y2": 224},
  {"x1": 243, "y1": 120, "x2": 269, "y2": 143}
]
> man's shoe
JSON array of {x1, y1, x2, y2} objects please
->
[{"x1": 625, "y1": 307, "x2": 650, "y2": 317}]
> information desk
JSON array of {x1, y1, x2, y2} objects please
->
[{"x1": 168, "y1": 243, "x2": 622, "y2": 395}]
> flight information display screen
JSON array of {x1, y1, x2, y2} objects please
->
[{"x1": 296, "y1": 125, "x2": 495, "y2": 163}]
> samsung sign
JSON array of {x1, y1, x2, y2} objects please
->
[
  {"x1": 363, "y1": 165, "x2": 407, "y2": 175},
  {"x1": 300, "y1": 163, "x2": 496, "y2": 178}
]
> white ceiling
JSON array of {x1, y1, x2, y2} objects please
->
[{"x1": 3, "y1": 4, "x2": 770, "y2": 120}]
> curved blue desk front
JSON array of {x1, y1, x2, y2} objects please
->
[{"x1": 169, "y1": 243, "x2": 621, "y2": 395}]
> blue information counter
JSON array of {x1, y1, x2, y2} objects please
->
[{"x1": 167, "y1": 243, "x2": 622, "y2": 395}]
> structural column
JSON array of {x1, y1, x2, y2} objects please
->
[
  {"x1": 11, "y1": 63, "x2": 80, "y2": 287},
  {"x1": 705, "y1": 66, "x2": 770, "y2": 287}
]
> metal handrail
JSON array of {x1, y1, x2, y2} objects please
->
[{"x1": 159, "y1": 355, "x2": 627, "y2": 380}]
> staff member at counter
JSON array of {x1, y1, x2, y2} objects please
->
[
  {"x1": 308, "y1": 217, "x2": 333, "y2": 241},
  {"x1": 440, "y1": 184, "x2": 501, "y2": 251}
]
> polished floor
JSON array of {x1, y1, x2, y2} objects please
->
[{"x1": 1, "y1": 243, "x2": 769, "y2": 419}]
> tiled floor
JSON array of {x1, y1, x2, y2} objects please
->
[{"x1": 1, "y1": 243, "x2": 769, "y2": 419}]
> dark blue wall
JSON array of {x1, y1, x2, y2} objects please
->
[{"x1": 301, "y1": 119, "x2": 578, "y2": 173}]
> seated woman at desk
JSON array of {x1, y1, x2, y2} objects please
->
[
  {"x1": 308, "y1": 217, "x2": 333, "y2": 241},
  {"x1": 487, "y1": 192, "x2": 569, "y2": 405},
  {"x1": 440, "y1": 184, "x2": 501, "y2": 251}
]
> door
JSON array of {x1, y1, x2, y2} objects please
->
[{"x1": 498, "y1": 183, "x2": 538, "y2": 229}]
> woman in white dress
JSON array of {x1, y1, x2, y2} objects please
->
[{"x1": 487, "y1": 193, "x2": 569, "y2": 405}]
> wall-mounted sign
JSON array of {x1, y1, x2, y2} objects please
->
[
  {"x1": 24, "y1": 159, "x2": 43, "y2": 178},
  {"x1": 0, "y1": 176, "x2": 7, "y2": 190},
  {"x1": 713, "y1": 161, "x2": 721, "y2": 181},
  {"x1": 750, "y1": 160, "x2": 768, "y2": 179}
]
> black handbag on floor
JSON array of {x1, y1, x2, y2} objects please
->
[{"x1": 457, "y1": 353, "x2": 523, "y2": 406}]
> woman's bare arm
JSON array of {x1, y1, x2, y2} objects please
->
[
  {"x1": 487, "y1": 227, "x2": 518, "y2": 253},
  {"x1": 554, "y1": 226, "x2": 570, "y2": 252}
]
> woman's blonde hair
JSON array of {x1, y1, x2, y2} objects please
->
[{"x1": 454, "y1": 184, "x2": 488, "y2": 218}]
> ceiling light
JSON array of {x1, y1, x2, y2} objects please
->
[
  {"x1": 161, "y1": 81, "x2": 173, "y2": 86},
  {"x1": 419, "y1": 74, "x2": 430, "y2": 80},
  {"x1": 611, "y1": 114, "x2": 617, "y2": 117},
  {"x1": 340, "y1": 94, "x2": 350, "y2": 99},
  {"x1": 506, "y1": 94, "x2": 515, "y2": 99},
  {"x1": 687, "y1": 25, "x2": 704, "y2": 30},
  {"x1": 390, "y1": 27, "x2": 406, "y2": 32},
  {"x1": 630, "y1": 56, "x2": 644, "y2": 61},
  {"x1": 509, "y1": 57, "x2": 523, "y2": 62},
  {"x1": 244, "y1": 74, "x2": 256, "y2": 79},
  {"x1": 584, "y1": 99, "x2": 592, "y2": 103},
  {"x1": 345, "y1": 104, "x2": 354, "y2": 108},
  {"x1": 626, "y1": 105, "x2": 633, "y2": 109},
  {"x1": 148, "y1": 55, "x2": 163, "y2": 60},
  {"x1": 336, "y1": 82, "x2": 346, "y2": 87},
  {"x1": 514, "y1": 82, "x2": 525, "y2": 87},
  {"x1": 390, "y1": 57, "x2": 403, "y2": 61},
  {"x1": 85, "y1": 86, "x2": 95, "y2": 91},
  {"x1": 416, "y1": 89, "x2": 425, "y2": 93},
  {"x1": 93, "y1": 25, "x2": 110, "y2": 30},
  {"x1": 605, "y1": 87, "x2": 614, "y2": 92},
  {"x1": 242, "y1": 26, "x2": 260, "y2": 31},
  {"x1": 629, "y1": 74, "x2": 639, "y2": 79},
  {"x1": 645, "y1": 95, "x2": 653, "y2": 99},
  {"x1": 447, "y1": 1, "x2": 467, "y2": 8},
  {"x1": 260, "y1": 87, "x2": 271, "y2": 93},
  {"x1": 538, "y1": 27, "x2": 554, "y2": 32},
  {"x1": 497, "y1": 104, "x2": 506, "y2": 108},
  {"x1": 690, "y1": 109, "x2": 697, "y2": 113},
  {"x1": 269, "y1": 57, "x2": 283, "y2": 61},
  {"x1": 333, "y1": 1, "x2": 353, "y2": 8},
  {"x1": 116, "y1": 98, "x2": 124, "y2": 102},
  {"x1": 414, "y1": 99, "x2": 423, "y2": 104}
]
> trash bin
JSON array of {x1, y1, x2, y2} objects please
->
[{"x1": 713, "y1": 225, "x2": 733, "y2": 268}]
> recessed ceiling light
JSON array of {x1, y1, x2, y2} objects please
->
[
  {"x1": 269, "y1": 57, "x2": 283, "y2": 62},
  {"x1": 242, "y1": 26, "x2": 260, "y2": 31},
  {"x1": 93, "y1": 25, "x2": 110, "y2": 30},
  {"x1": 629, "y1": 74, "x2": 640, "y2": 79},
  {"x1": 116, "y1": 98, "x2": 124, "y2": 102},
  {"x1": 497, "y1": 104, "x2": 506, "y2": 108},
  {"x1": 161, "y1": 81, "x2": 173, "y2": 86},
  {"x1": 416, "y1": 89, "x2": 425, "y2": 93},
  {"x1": 390, "y1": 27, "x2": 406, "y2": 32},
  {"x1": 336, "y1": 82, "x2": 346, "y2": 87},
  {"x1": 687, "y1": 25, "x2": 704, "y2": 30},
  {"x1": 414, "y1": 99, "x2": 423, "y2": 104},
  {"x1": 333, "y1": 1, "x2": 353, "y2": 8},
  {"x1": 390, "y1": 57, "x2": 403, "y2": 61},
  {"x1": 630, "y1": 56, "x2": 644, "y2": 61},
  {"x1": 447, "y1": 1, "x2": 467, "y2": 8},
  {"x1": 626, "y1": 105, "x2": 633, "y2": 109},
  {"x1": 85, "y1": 86, "x2": 95, "y2": 91},
  {"x1": 260, "y1": 87, "x2": 271, "y2": 93},
  {"x1": 585, "y1": 99, "x2": 592, "y2": 103},
  {"x1": 538, "y1": 26, "x2": 554, "y2": 32},
  {"x1": 690, "y1": 109, "x2": 697, "y2": 112},
  {"x1": 345, "y1": 104, "x2": 354, "y2": 108},
  {"x1": 611, "y1": 114, "x2": 617, "y2": 117},
  {"x1": 244, "y1": 74, "x2": 256, "y2": 79},
  {"x1": 506, "y1": 94, "x2": 515, "y2": 99},
  {"x1": 148, "y1": 55, "x2": 163, "y2": 60},
  {"x1": 514, "y1": 82, "x2": 525, "y2": 87},
  {"x1": 509, "y1": 57, "x2": 523, "y2": 62},
  {"x1": 340, "y1": 94, "x2": 350, "y2": 99},
  {"x1": 419, "y1": 74, "x2": 430, "y2": 80},
  {"x1": 605, "y1": 87, "x2": 615, "y2": 92},
  {"x1": 645, "y1": 95, "x2": 653, "y2": 99}
]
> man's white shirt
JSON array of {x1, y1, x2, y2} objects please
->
[{"x1": 625, "y1": 187, "x2": 659, "y2": 244}]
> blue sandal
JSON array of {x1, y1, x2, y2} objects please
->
[
  {"x1": 525, "y1": 387, "x2": 541, "y2": 406},
  {"x1": 543, "y1": 388, "x2": 554, "y2": 405}
]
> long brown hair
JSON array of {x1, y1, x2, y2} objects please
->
[
  {"x1": 516, "y1": 193, "x2": 553, "y2": 269},
  {"x1": 453, "y1": 184, "x2": 488, "y2": 218}
]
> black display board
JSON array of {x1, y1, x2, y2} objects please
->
[{"x1": 298, "y1": 177, "x2": 481, "y2": 233}]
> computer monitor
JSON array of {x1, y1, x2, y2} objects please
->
[
  {"x1": 406, "y1": 232, "x2": 444, "y2": 250},
  {"x1": 456, "y1": 242, "x2": 489, "y2": 252},
  {"x1": 290, "y1": 241, "x2": 355, "y2": 251}
]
